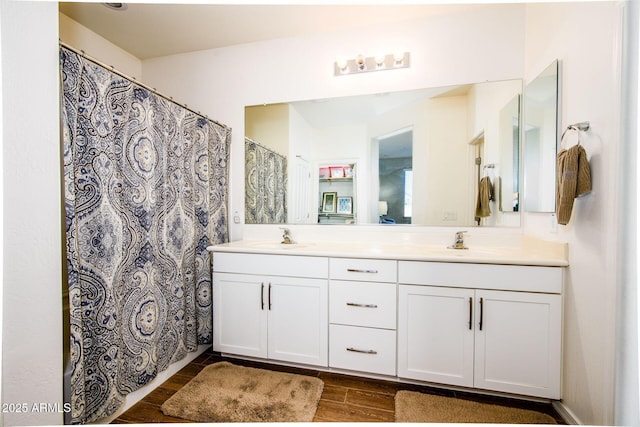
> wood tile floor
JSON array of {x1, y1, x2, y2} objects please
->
[{"x1": 112, "y1": 347, "x2": 566, "y2": 423}]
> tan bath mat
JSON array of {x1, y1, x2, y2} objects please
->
[
  {"x1": 161, "y1": 361, "x2": 324, "y2": 422},
  {"x1": 395, "y1": 390, "x2": 557, "y2": 424}
]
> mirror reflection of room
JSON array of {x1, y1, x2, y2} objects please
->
[
  {"x1": 245, "y1": 79, "x2": 524, "y2": 227},
  {"x1": 523, "y1": 60, "x2": 559, "y2": 213}
]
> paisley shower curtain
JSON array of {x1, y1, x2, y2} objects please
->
[
  {"x1": 60, "y1": 47, "x2": 231, "y2": 423},
  {"x1": 245, "y1": 137, "x2": 287, "y2": 223}
]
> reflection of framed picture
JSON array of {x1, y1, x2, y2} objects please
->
[
  {"x1": 330, "y1": 166, "x2": 344, "y2": 178},
  {"x1": 344, "y1": 166, "x2": 353, "y2": 178},
  {"x1": 321, "y1": 192, "x2": 337, "y2": 213},
  {"x1": 337, "y1": 197, "x2": 352, "y2": 214}
]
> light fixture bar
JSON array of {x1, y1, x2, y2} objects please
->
[{"x1": 334, "y1": 52, "x2": 410, "y2": 76}]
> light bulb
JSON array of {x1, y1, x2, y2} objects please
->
[
  {"x1": 393, "y1": 52, "x2": 405, "y2": 66},
  {"x1": 356, "y1": 54, "x2": 366, "y2": 71},
  {"x1": 336, "y1": 59, "x2": 348, "y2": 73}
]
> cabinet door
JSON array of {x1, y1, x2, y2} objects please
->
[
  {"x1": 212, "y1": 273, "x2": 267, "y2": 358},
  {"x1": 398, "y1": 285, "x2": 475, "y2": 387},
  {"x1": 268, "y1": 276, "x2": 328, "y2": 367},
  {"x1": 474, "y1": 290, "x2": 561, "y2": 399}
]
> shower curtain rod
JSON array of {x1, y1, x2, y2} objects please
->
[
  {"x1": 245, "y1": 136, "x2": 286, "y2": 158},
  {"x1": 59, "y1": 41, "x2": 231, "y2": 132}
]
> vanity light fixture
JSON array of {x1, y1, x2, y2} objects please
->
[{"x1": 334, "y1": 52, "x2": 410, "y2": 76}]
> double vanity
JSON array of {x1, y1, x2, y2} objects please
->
[{"x1": 208, "y1": 236, "x2": 567, "y2": 401}]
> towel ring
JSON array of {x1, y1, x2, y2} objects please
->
[{"x1": 561, "y1": 121, "x2": 590, "y2": 149}]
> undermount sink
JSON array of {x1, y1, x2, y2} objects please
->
[
  {"x1": 244, "y1": 241, "x2": 310, "y2": 250},
  {"x1": 401, "y1": 245, "x2": 507, "y2": 258},
  {"x1": 441, "y1": 247, "x2": 507, "y2": 257}
]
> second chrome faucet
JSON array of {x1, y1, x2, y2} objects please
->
[
  {"x1": 280, "y1": 227, "x2": 293, "y2": 244},
  {"x1": 448, "y1": 231, "x2": 468, "y2": 250}
]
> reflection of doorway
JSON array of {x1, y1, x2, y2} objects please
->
[
  {"x1": 378, "y1": 129, "x2": 413, "y2": 224},
  {"x1": 469, "y1": 132, "x2": 484, "y2": 225},
  {"x1": 292, "y1": 156, "x2": 311, "y2": 223}
]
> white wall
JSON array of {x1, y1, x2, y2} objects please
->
[
  {"x1": 59, "y1": 12, "x2": 142, "y2": 80},
  {"x1": 141, "y1": 4, "x2": 526, "y2": 240},
  {"x1": 1, "y1": 1, "x2": 63, "y2": 425},
  {"x1": 523, "y1": 2, "x2": 624, "y2": 425}
]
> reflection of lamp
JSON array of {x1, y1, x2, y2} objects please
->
[
  {"x1": 379, "y1": 201, "x2": 396, "y2": 224},
  {"x1": 378, "y1": 201, "x2": 388, "y2": 223},
  {"x1": 378, "y1": 201, "x2": 388, "y2": 216}
]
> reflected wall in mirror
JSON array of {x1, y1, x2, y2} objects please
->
[
  {"x1": 245, "y1": 79, "x2": 522, "y2": 227},
  {"x1": 499, "y1": 94, "x2": 521, "y2": 213},
  {"x1": 523, "y1": 60, "x2": 558, "y2": 212}
]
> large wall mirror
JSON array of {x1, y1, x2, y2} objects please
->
[
  {"x1": 245, "y1": 79, "x2": 522, "y2": 227},
  {"x1": 523, "y1": 60, "x2": 559, "y2": 212}
]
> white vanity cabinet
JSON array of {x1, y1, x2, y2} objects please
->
[
  {"x1": 212, "y1": 253, "x2": 329, "y2": 367},
  {"x1": 328, "y1": 258, "x2": 397, "y2": 376},
  {"x1": 209, "y1": 240, "x2": 567, "y2": 401},
  {"x1": 397, "y1": 261, "x2": 562, "y2": 399}
]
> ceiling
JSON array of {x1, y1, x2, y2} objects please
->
[
  {"x1": 286, "y1": 84, "x2": 469, "y2": 158},
  {"x1": 59, "y1": 2, "x2": 482, "y2": 60}
]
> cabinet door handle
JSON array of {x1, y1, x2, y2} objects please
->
[
  {"x1": 261, "y1": 282, "x2": 264, "y2": 310},
  {"x1": 346, "y1": 268, "x2": 379, "y2": 274},
  {"x1": 346, "y1": 302, "x2": 378, "y2": 308},
  {"x1": 468, "y1": 297, "x2": 473, "y2": 330},
  {"x1": 479, "y1": 297, "x2": 484, "y2": 331},
  {"x1": 268, "y1": 283, "x2": 272, "y2": 310},
  {"x1": 346, "y1": 347, "x2": 378, "y2": 355}
]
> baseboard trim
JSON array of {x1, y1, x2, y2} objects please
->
[{"x1": 552, "y1": 401, "x2": 582, "y2": 425}]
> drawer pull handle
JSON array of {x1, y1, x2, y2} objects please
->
[
  {"x1": 346, "y1": 302, "x2": 378, "y2": 308},
  {"x1": 346, "y1": 347, "x2": 378, "y2": 355},
  {"x1": 347, "y1": 268, "x2": 379, "y2": 274}
]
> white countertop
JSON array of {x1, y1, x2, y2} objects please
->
[{"x1": 207, "y1": 238, "x2": 568, "y2": 267}]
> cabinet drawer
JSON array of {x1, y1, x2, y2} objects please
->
[
  {"x1": 398, "y1": 261, "x2": 563, "y2": 294},
  {"x1": 330, "y1": 258, "x2": 397, "y2": 283},
  {"x1": 213, "y1": 252, "x2": 328, "y2": 278},
  {"x1": 330, "y1": 281, "x2": 396, "y2": 329},
  {"x1": 329, "y1": 324, "x2": 396, "y2": 376}
]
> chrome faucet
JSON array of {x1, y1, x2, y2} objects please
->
[
  {"x1": 280, "y1": 227, "x2": 293, "y2": 244},
  {"x1": 449, "y1": 231, "x2": 468, "y2": 250}
]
